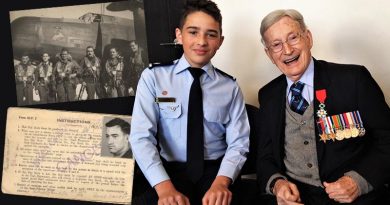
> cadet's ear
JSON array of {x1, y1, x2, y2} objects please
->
[
  {"x1": 217, "y1": 35, "x2": 224, "y2": 49},
  {"x1": 175, "y1": 28, "x2": 183, "y2": 45}
]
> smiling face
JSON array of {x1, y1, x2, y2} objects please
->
[
  {"x1": 175, "y1": 11, "x2": 224, "y2": 68},
  {"x1": 60, "y1": 50, "x2": 69, "y2": 61},
  {"x1": 263, "y1": 16, "x2": 313, "y2": 82}
]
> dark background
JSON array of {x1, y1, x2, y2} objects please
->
[{"x1": 0, "y1": 0, "x2": 183, "y2": 204}]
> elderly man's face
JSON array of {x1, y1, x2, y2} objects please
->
[{"x1": 263, "y1": 16, "x2": 313, "y2": 82}]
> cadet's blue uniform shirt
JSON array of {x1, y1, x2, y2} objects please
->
[{"x1": 130, "y1": 55, "x2": 250, "y2": 187}]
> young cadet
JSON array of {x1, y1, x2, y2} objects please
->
[{"x1": 130, "y1": 0, "x2": 249, "y2": 204}]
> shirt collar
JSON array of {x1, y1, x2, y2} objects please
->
[
  {"x1": 286, "y1": 57, "x2": 314, "y2": 91},
  {"x1": 174, "y1": 55, "x2": 215, "y2": 80}
]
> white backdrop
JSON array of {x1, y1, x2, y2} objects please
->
[{"x1": 212, "y1": 0, "x2": 390, "y2": 106}]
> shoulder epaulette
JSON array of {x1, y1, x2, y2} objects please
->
[
  {"x1": 215, "y1": 68, "x2": 236, "y2": 81},
  {"x1": 148, "y1": 61, "x2": 175, "y2": 69}
]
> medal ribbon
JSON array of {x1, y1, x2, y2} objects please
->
[
  {"x1": 319, "y1": 119, "x2": 326, "y2": 134},
  {"x1": 356, "y1": 111, "x2": 364, "y2": 127},
  {"x1": 326, "y1": 116, "x2": 334, "y2": 134},
  {"x1": 316, "y1": 89, "x2": 327, "y2": 104},
  {"x1": 339, "y1": 114, "x2": 346, "y2": 129},
  {"x1": 332, "y1": 115, "x2": 340, "y2": 130},
  {"x1": 346, "y1": 112, "x2": 354, "y2": 127},
  {"x1": 342, "y1": 113, "x2": 350, "y2": 129}
]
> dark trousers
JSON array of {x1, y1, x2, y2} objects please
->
[
  {"x1": 277, "y1": 178, "x2": 390, "y2": 205},
  {"x1": 132, "y1": 158, "x2": 241, "y2": 205}
]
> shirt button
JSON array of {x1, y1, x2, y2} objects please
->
[
  {"x1": 301, "y1": 120, "x2": 306, "y2": 125},
  {"x1": 304, "y1": 141, "x2": 309, "y2": 145},
  {"x1": 307, "y1": 163, "x2": 313, "y2": 168}
]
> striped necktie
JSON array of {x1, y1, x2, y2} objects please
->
[{"x1": 290, "y1": 81, "x2": 309, "y2": 115}]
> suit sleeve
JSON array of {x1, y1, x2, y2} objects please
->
[
  {"x1": 352, "y1": 66, "x2": 390, "y2": 188},
  {"x1": 256, "y1": 88, "x2": 285, "y2": 193}
]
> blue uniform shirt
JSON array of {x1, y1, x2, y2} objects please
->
[{"x1": 130, "y1": 55, "x2": 250, "y2": 187}]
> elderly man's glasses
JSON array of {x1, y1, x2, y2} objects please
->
[{"x1": 266, "y1": 32, "x2": 303, "y2": 53}]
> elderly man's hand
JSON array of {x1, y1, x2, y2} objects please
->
[{"x1": 324, "y1": 176, "x2": 360, "y2": 203}]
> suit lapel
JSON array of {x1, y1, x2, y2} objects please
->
[
  {"x1": 313, "y1": 59, "x2": 331, "y2": 165},
  {"x1": 275, "y1": 79, "x2": 287, "y2": 161}
]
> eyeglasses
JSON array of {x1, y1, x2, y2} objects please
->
[{"x1": 266, "y1": 32, "x2": 303, "y2": 53}]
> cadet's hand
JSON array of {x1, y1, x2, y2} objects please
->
[
  {"x1": 323, "y1": 176, "x2": 359, "y2": 203},
  {"x1": 155, "y1": 180, "x2": 190, "y2": 205},
  {"x1": 202, "y1": 176, "x2": 232, "y2": 205},
  {"x1": 273, "y1": 179, "x2": 303, "y2": 205}
]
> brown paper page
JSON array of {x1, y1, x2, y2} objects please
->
[{"x1": 2, "y1": 107, "x2": 134, "y2": 204}]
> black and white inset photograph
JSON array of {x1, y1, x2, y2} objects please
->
[
  {"x1": 10, "y1": 0, "x2": 148, "y2": 106},
  {"x1": 101, "y1": 116, "x2": 132, "y2": 159}
]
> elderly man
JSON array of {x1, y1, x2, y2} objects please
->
[{"x1": 257, "y1": 9, "x2": 390, "y2": 205}]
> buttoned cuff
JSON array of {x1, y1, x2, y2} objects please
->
[
  {"x1": 344, "y1": 171, "x2": 373, "y2": 195},
  {"x1": 266, "y1": 173, "x2": 287, "y2": 195},
  {"x1": 146, "y1": 164, "x2": 170, "y2": 187},
  {"x1": 217, "y1": 160, "x2": 241, "y2": 183}
]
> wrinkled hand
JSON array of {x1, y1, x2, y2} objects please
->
[
  {"x1": 324, "y1": 176, "x2": 359, "y2": 203},
  {"x1": 202, "y1": 176, "x2": 232, "y2": 205},
  {"x1": 273, "y1": 179, "x2": 303, "y2": 205}
]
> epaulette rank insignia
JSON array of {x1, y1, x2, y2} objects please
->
[
  {"x1": 215, "y1": 68, "x2": 236, "y2": 81},
  {"x1": 148, "y1": 61, "x2": 174, "y2": 69}
]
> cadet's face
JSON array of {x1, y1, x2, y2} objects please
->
[
  {"x1": 263, "y1": 17, "x2": 313, "y2": 82},
  {"x1": 21, "y1": 56, "x2": 29, "y2": 64},
  {"x1": 176, "y1": 11, "x2": 224, "y2": 68},
  {"x1": 60, "y1": 51, "x2": 68, "y2": 60},
  {"x1": 42, "y1": 53, "x2": 50, "y2": 62},
  {"x1": 106, "y1": 125, "x2": 128, "y2": 156},
  {"x1": 87, "y1": 48, "x2": 94, "y2": 57}
]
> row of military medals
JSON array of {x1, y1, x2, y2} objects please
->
[{"x1": 315, "y1": 90, "x2": 366, "y2": 142}]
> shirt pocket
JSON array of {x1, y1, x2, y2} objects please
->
[
  {"x1": 204, "y1": 106, "x2": 230, "y2": 124},
  {"x1": 159, "y1": 103, "x2": 182, "y2": 119}
]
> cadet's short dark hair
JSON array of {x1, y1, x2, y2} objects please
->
[
  {"x1": 105, "y1": 118, "x2": 130, "y2": 134},
  {"x1": 179, "y1": 0, "x2": 222, "y2": 33}
]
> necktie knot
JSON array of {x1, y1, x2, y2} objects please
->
[
  {"x1": 188, "y1": 67, "x2": 204, "y2": 79},
  {"x1": 290, "y1": 81, "x2": 305, "y2": 96}
]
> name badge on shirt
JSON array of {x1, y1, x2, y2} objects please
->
[{"x1": 155, "y1": 97, "x2": 176, "y2": 103}]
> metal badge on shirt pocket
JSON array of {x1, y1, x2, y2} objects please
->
[{"x1": 159, "y1": 102, "x2": 182, "y2": 118}]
